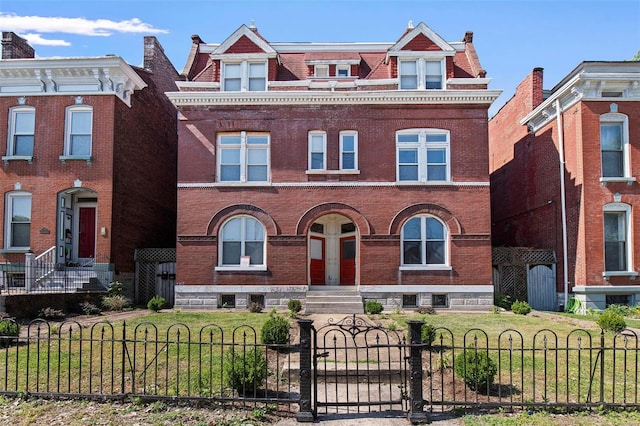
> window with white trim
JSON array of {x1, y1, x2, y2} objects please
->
[
  {"x1": 396, "y1": 129, "x2": 450, "y2": 182},
  {"x1": 604, "y1": 203, "x2": 632, "y2": 273},
  {"x1": 340, "y1": 131, "x2": 358, "y2": 171},
  {"x1": 314, "y1": 65, "x2": 329, "y2": 78},
  {"x1": 401, "y1": 215, "x2": 447, "y2": 267},
  {"x1": 217, "y1": 132, "x2": 269, "y2": 183},
  {"x1": 63, "y1": 105, "x2": 92, "y2": 158},
  {"x1": 219, "y1": 216, "x2": 265, "y2": 268},
  {"x1": 336, "y1": 65, "x2": 350, "y2": 77},
  {"x1": 222, "y1": 61, "x2": 267, "y2": 91},
  {"x1": 6, "y1": 106, "x2": 35, "y2": 158},
  {"x1": 5, "y1": 191, "x2": 31, "y2": 249},
  {"x1": 600, "y1": 113, "x2": 629, "y2": 178},
  {"x1": 398, "y1": 58, "x2": 444, "y2": 90},
  {"x1": 308, "y1": 131, "x2": 327, "y2": 171}
]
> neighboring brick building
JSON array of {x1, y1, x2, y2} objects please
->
[
  {"x1": 490, "y1": 62, "x2": 640, "y2": 311},
  {"x1": 168, "y1": 22, "x2": 500, "y2": 311},
  {"x1": 0, "y1": 33, "x2": 178, "y2": 296}
]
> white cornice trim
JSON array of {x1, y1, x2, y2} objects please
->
[
  {"x1": 0, "y1": 56, "x2": 147, "y2": 107},
  {"x1": 448, "y1": 78, "x2": 492, "y2": 85},
  {"x1": 176, "y1": 81, "x2": 221, "y2": 89},
  {"x1": 166, "y1": 89, "x2": 502, "y2": 106},
  {"x1": 200, "y1": 42, "x2": 393, "y2": 54},
  {"x1": 178, "y1": 181, "x2": 490, "y2": 188},
  {"x1": 388, "y1": 50, "x2": 455, "y2": 58},
  {"x1": 305, "y1": 59, "x2": 361, "y2": 65},
  {"x1": 210, "y1": 53, "x2": 277, "y2": 61}
]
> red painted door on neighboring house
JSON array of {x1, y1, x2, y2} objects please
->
[
  {"x1": 78, "y1": 207, "x2": 96, "y2": 258},
  {"x1": 340, "y1": 236, "x2": 356, "y2": 285},
  {"x1": 310, "y1": 236, "x2": 325, "y2": 285}
]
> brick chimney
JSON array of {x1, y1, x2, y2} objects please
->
[{"x1": 2, "y1": 32, "x2": 35, "y2": 59}]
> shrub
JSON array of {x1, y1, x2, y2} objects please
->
[
  {"x1": 597, "y1": 309, "x2": 626, "y2": 333},
  {"x1": 416, "y1": 306, "x2": 436, "y2": 315},
  {"x1": 107, "y1": 281, "x2": 125, "y2": 296},
  {"x1": 248, "y1": 302, "x2": 263, "y2": 313},
  {"x1": 606, "y1": 304, "x2": 631, "y2": 317},
  {"x1": 421, "y1": 323, "x2": 436, "y2": 346},
  {"x1": 261, "y1": 313, "x2": 290, "y2": 346},
  {"x1": 38, "y1": 307, "x2": 65, "y2": 320},
  {"x1": 454, "y1": 349, "x2": 497, "y2": 393},
  {"x1": 0, "y1": 319, "x2": 19, "y2": 348},
  {"x1": 224, "y1": 347, "x2": 268, "y2": 395},
  {"x1": 365, "y1": 300, "x2": 383, "y2": 314},
  {"x1": 511, "y1": 300, "x2": 532, "y2": 315},
  {"x1": 287, "y1": 299, "x2": 302, "y2": 313},
  {"x1": 494, "y1": 293, "x2": 513, "y2": 310},
  {"x1": 79, "y1": 301, "x2": 101, "y2": 316},
  {"x1": 102, "y1": 294, "x2": 131, "y2": 311},
  {"x1": 147, "y1": 295, "x2": 166, "y2": 312}
]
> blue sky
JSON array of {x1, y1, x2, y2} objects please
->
[{"x1": 1, "y1": 0, "x2": 638, "y2": 116}]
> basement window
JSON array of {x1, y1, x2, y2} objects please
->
[
  {"x1": 250, "y1": 294, "x2": 265, "y2": 307},
  {"x1": 402, "y1": 294, "x2": 418, "y2": 308},
  {"x1": 432, "y1": 294, "x2": 448, "y2": 308},
  {"x1": 219, "y1": 294, "x2": 236, "y2": 308},
  {"x1": 605, "y1": 294, "x2": 629, "y2": 307}
]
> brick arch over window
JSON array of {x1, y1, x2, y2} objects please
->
[
  {"x1": 389, "y1": 203, "x2": 462, "y2": 235},
  {"x1": 207, "y1": 204, "x2": 279, "y2": 236},
  {"x1": 296, "y1": 202, "x2": 371, "y2": 235}
]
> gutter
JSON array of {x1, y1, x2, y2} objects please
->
[{"x1": 555, "y1": 99, "x2": 570, "y2": 308}]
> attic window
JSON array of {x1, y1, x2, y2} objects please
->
[
  {"x1": 602, "y1": 91, "x2": 623, "y2": 98},
  {"x1": 398, "y1": 58, "x2": 444, "y2": 90},
  {"x1": 314, "y1": 65, "x2": 329, "y2": 78},
  {"x1": 336, "y1": 65, "x2": 350, "y2": 77}
]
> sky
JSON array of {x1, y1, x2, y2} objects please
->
[{"x1": 0, "y1": 0, "x2": 639, "y2": 117}]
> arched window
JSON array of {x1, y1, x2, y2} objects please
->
[
  {"x1": 401, "y1": 215, "x2": 447, "y2": 267},
  {"x1": 600, "y1": 112, "x2": 630, "y2": 180},
  {"x1": 219, "y1": 216, "x2": 265, "y2": 269}
]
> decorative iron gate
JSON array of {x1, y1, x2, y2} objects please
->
[{"x1": 134, "y1": 248, "x2": 176, "y2": 306}]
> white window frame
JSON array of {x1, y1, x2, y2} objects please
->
[
  {"x1": 398, "y1": 58, "x2": 444, "y2": 90},
  {"x1": 339, "y1": 131, "x2": 358, "y2": 171},
  {"x1": 336, "y1": 64, "x2": 350, "y2": 77},
  {"x1": 61, "y1": 105, "x2": 93, "y2": 162},
  {"x1": 308, "y1": 131, "x2": 327, "y2": 171},
  {"x1": 396, "y1": 129, "x2": 450, "y2": 183},
  {"x1": 216, "y1": 215, "x2": 267, "y2": 271},
  {"x1": 600, "y1": 113, "x2": 632, "y2": 182},
  {"x1": 4, "y1": 106, "x2": 35, "y2": 162},
  {"x1": 400, "y1": 214, "x2": 450, "y2": 270},
  {"x1": 217, "y1": 131, "x2": 270, "y2": 183},
  {"x1": 221, "y1": 61, "x2": 267, "y2": 92},
  {"x1": 603, "y1": 203, "x2": 637, "y2": 277},
  {"x1": 314, "y1": 64, "x2": 329, "y2": 78},
  {"x1": 4, "y1": 191, "x2": 31, "y2": 250}
]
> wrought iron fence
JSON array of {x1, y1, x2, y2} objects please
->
[{"x1": 0, "y1": 316, "x2": 639, "y2": 421}]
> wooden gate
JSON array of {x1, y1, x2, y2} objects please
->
[{"x1": 311, "y1": 315, "x2": 409, "y2": 418}]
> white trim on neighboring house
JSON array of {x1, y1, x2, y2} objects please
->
[{"x1": 0, "y1": 57, "x2": 146, "y2": 106}]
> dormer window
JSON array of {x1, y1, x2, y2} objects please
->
[
  {"x1": 336, "y1": 65, "x2": 350, "y2": 77},
  {"x1": 399, "y1": 58, "x2": 444, "y2": 90},
  {"x1": 314, "y1": 65, "x2": 329, "y2": 78},
  {"x1": 222, "y1": 61, "x2": 267, "y2": 91}
]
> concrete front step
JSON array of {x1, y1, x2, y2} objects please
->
[{"x1": 305, "y1": 289, "x2": 364, "y2": 314}]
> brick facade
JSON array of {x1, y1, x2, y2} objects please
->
[
  {"x1": 170, "y1": 22, "x2": 499, "y2": 311},
  {"x1": 490, "y1": 62, "x2": 640, "y2": 311}
]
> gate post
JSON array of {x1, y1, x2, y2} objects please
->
[
  {"x1": 407, "y1": 320, "x2": 429, "y2": 424},
  {"x1": 296, "y1": 319, "x2": 314, "y2": 422}
]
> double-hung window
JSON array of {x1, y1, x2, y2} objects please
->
[
  {"x1": 600, "y1": 113, "x2": 629, "y2": 179},
  {"x1": 62, "y1": 105, "x2": 93, "y2": 160},
  {"x1": 218, "y1": 132, "x2": 269, "y2": 183},
  {"x1": 219, "y1": 216, "x2": 266, "y2": 269},
  {"x1": 398, "y1": 58, "x2": 444, "y2": 90},
  {"x1": 401, "y1": 215, "x2": 447, "y2": 267},
  {"x1": 340, "y1": 131, "x2": 358, "y2": 171},
  {"x1": 308, "y1": 131, "x2": 327, "y2": 171},
  {"x1": 222, "y1": 61, "x2": 267, "y2": 91},
  {"x1": 603, "y1": 203, "x2": 634, "y2": 275},
  {"x1": 5, "y1": 191, "x2": 31, "y2": 250},
  {"x1": 397, "y1": 129, "x2": 450, "y2": 182},
  {"x1": 6, "y1": 106, "x2": 35, "y2": 159}
]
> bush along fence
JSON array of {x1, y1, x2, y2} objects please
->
[{"x1": 0, "y1": 316, "x2": 639, "y2": 423}]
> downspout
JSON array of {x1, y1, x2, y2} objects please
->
[{"x1": 555, "y1": 99, "x2": 569, "y2": 308}]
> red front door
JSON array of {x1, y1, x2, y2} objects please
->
[
  {"x1": 78, "y1": 207, "x2": 96, "y2": 258},
  {"x1": 340, "y1": 236, "x2": 356, "y2": 285},
  {"x1": 310, "y1": 236, "x2": 325, "y2": 285}
]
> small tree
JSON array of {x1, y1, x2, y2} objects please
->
[
  {"x1": 224, "y1": 347, "x2": 268, "y2": 395},
  {"x1": 597, "y1": 309, "x2": 626, "y2": 333},
  {"x1": 261, "y1": 312, "x2": 290, "y2": 346},
  {"x1": 454, "y1": 349, "x2": 497, "y2": 393}
]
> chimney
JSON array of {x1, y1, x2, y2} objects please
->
[{"x1": 2, "y1": 32, "x2": 35, "y2": 59}]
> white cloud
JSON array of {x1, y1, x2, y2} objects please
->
[
  {"x1": 20, "y1": 33, "x2": 71, "y2": 47},
  {"x1": 0, "y1": 13, "x2": 169, "y2": 37}
]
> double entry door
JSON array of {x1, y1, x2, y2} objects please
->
[{"x1": 309, "y1": 214, "x2": 356, "y2": 286}]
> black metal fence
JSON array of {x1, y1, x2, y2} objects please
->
[{"x1": 0, "y1": 316, "x2": 639, "y2": 422}]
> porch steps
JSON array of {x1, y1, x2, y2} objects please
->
[{"x1": 304, "y1": 289, "x2": 364, "y2": 314}]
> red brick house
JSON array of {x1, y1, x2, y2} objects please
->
[
  {"x1": 489, "y1": 63, "x2": 640, "y2": 312},
  {"x1": 0, "y1": 32, "x2": 178, "y2": 302},
  {"x1": 168, "y1": 22, "x2": 500, "y2": 311}
]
